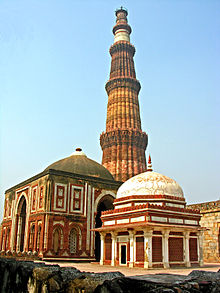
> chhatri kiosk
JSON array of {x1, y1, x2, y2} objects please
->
[{"x1": 95, "y1": 157, "x2": 203, "y2": 268}]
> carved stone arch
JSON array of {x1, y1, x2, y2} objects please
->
[
  {"x1": 15, "y1": 192, "x2": 28, "y2": 215},
  {"x1": 69, "y1": 228, "x2": 77, "y2": 254},
  {"x1": 94, "y1": 191, "x2": 116, "y2": 261},
  {"x1": 53, "y1": 224, "x2": 64, "y2": 254},
  {"x1": 15, "y1": 193, "x2": 27, "y2": 252},
  {"x1": 37, "y1": 223, "x2": 42, "y2": 251},
  {"x1": 5, "y1": 228, "x2": 10, "y2": 251},
  {"x1": 69, "y1": 223, "x2": 82, "y2": 251},
  {"x1": 94, "y1": 190, "x2": 116, "y2": 212},
  {"x1": 29, "y1": 223, "x2": 35, "y2": 251}
]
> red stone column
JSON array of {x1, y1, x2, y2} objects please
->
[{"x1": 40, "y1": 216, "x2": 45, "y2": 253}]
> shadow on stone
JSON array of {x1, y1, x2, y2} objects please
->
[{"x1": 0, "y1": 258, "x2": 220, "y2": 293}]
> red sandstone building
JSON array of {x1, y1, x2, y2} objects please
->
[{"x1": 0, "y1": 148, "x2": 120, "y2": 261}]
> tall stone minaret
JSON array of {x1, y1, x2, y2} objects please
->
[{"x1": 100, "y1": 8, "x2": 148, "y2": 181}]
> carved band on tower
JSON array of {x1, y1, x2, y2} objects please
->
[{"x1": 100, "y1": 7, "x2": 148, "y2": 182}]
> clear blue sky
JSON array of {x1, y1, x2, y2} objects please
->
[{"x1": 0, "y1": 0, "x2": 219, "y2": 221}]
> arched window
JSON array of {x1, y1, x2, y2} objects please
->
[
  {"x1": 53, "y1": 226, "x2": 63, "y2": 254},
  {"x1": 29, "y1": 225, "x2": 35, "y2": 251},
  {"x1": 6, "y1": 229, "x2": 10, "y2": 251},
  {"x1": 69, "y1": 228, "x2": 77, "y2": 254},
  {"x1": 37, "y1": 225, "x2": 41, "y2": 251},
  {"x1": 53, "y1": 228, "x2": 60, "y2": 254}
]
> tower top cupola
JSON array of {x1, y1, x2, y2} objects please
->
[{"x1": 113, "y1": 7, "x2": 131, "y2": 43}]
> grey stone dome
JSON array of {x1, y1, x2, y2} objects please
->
[{"x1": 45, "y1": 148, "x2": 114, "y2": 181}]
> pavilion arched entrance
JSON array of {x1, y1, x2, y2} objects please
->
[
  {"x1": 95, "y1": 194, "x2": 114, "y2": 261},
  {"x1": 15, "y1": 196, "x2": 27, "y2": 252}
]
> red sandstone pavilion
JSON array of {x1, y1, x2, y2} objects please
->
[{"x1": 0, "y1": 7, "x2": 208, "y2": 267}]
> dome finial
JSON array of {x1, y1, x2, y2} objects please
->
[
  {"x1": 72, "y1": 148, "x2": 87, "y2": 157},
  {"x1": 147, "y1": 154, "x2": 153, "y2": 172}
]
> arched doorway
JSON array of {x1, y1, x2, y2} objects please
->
[
  {"x1": 53, "y1": 226, "x2": 63, "y2": 255},
  {"x1": 53, "y1": 228, "x2": 60, "y2": 254},
  {"x1": 29, "y1": 224, "x2": 35, "y2": 251},
  {"x1": 95, "y1": 195, "x2": 114, "y2": 261},
  {"x1": 15, "y1": 196, "x2": 27, "y2": 252}
]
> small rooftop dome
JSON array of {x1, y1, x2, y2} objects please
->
[
  {"x1": 117, "y1": 156, "x2": 184, "y2": 199},
  {"x1": 45, "y1": 148, "x2": 114, "y2": 181}
]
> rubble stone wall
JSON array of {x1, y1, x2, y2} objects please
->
[
  {"x1": 188, "y1": 200, "x2": 220, "y2": 263},
  {"x1": 1, "y1": 257, "x2": 220, "y2": 293}
]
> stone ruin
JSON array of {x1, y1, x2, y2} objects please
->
[{"x1": 0, "y1": 257, "x2": 220, "y2": 292}]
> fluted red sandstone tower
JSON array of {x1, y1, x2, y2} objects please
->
[{"x1": 100, "y1": 8, "x2": 148, "y2": 181}]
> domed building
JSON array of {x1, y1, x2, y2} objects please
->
[
  {"x1": 95, "y1": 156, "x2": 203, "y2": 268},
  {"x1": 0, "y1": 148, "x2": 121, "y2": 261}
]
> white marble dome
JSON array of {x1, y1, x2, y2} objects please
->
[{"x1": 117, "y1": 171, "x2": 184, "y2": 198}]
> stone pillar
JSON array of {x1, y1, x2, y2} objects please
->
[
  {"x1": 197, "y1": 231, "x2": 204, "y2": 266},
  {"x1": 111, "y1": 232, "x2": 117, "y2": 266},
  {"x1": 44, "y1": 215, "x2": 48, "y2": 250},
  {"x1": 184, "y1": 231, "x2": 191, "y2": 267},
  {"x1": 162, "y1": 230, "x2": 170, "y2": 268},
  {"x1": 100, "y1": 232, "x2": 106, "y2": 265},
  {"x1": 143, "y1": 230, "x2": 153, "y2": 268},
  {"x1": 16, "y1": 216, "x2": 22, "y2": 252},
  {"x1": 128, "y1": 230, "x2": 135, "y2": 267}
]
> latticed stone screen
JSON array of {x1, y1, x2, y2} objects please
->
[
  {"x1": 69, "y1": 229, "x2": 77, "y2": 254},
  {"x1": 152, "y1": 237, "x2": 162, "y2": 262},
  {"x1": 189, "y1": 238, "x2": 198, "y2": 261},
  {"x1": 168, "y1": 237, "x2": 183, "y2": 262},
  {"x1": 136, "y1": 237, "x2": 144, "y2": 261}
]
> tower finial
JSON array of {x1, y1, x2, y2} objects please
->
[
  {"x1": 113, "y1": 7, "x2": 131, "y2": 43},
  {"x1": 147, "y1": 155, "x2": 153, "y2": 172}
]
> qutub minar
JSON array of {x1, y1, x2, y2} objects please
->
[
  {"x1": 0, "y1": 7, "x2": 219, "y2": 266},
  {"x1": 100, "y1": 8, "x2": 148, "y2": 181}
]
